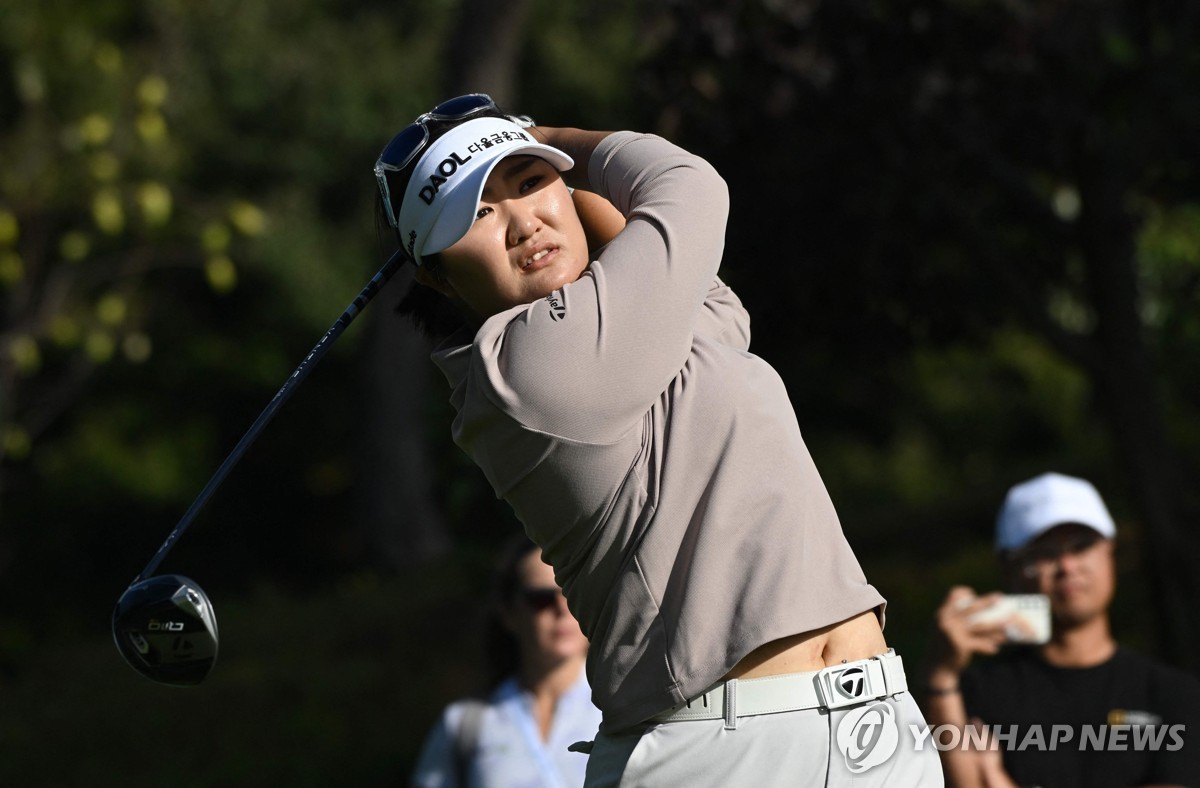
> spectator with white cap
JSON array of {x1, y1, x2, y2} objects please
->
[{"x1": 924, "y1": 472, "x2": 1200, "y2": 788}]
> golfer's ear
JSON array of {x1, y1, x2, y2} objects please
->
[{"x1": 413, "y1": 265, "x2": 455, "y2": 298}]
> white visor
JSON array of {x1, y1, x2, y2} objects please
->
[{"x1": 397, "y1": 117, "x2": 574, "y2": 265}]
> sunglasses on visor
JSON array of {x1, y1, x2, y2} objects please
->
[{"x1": 374, "y1": 93, "x2": 501, "y2": 229}]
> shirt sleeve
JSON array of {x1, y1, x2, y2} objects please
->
[
  {"x1": 697, "y1": 276, "x2": 750, "y2": 351},
  {"x1": 473, "y1": 131, "x2": 731, "y2": 444},
  {"x1": 410, "y1": 704, "x2": 463, "y2": 788}
]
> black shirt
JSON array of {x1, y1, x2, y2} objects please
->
[{"x1": 961, "y1": 647, "x2": 1200, "y2": 787}]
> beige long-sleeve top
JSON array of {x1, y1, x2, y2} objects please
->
[{"x1": 432, "y1": 131, "x2": 884, "y2": 732}]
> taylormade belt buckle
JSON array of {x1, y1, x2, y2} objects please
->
[{"x1": 816, "y1": 657, "x2": 886, "y2": 710}]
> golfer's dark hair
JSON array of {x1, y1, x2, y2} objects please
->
[
  {"x1": 481, "y1": 534, "x2": 540, "y2": 690},
  {"x1": 377, "y1": 106, "x2": 511, "y2": 340}
]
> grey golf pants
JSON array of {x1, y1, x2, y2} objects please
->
[{"x1": 583, "y1": 690, "x2": 944, "y2": 787}]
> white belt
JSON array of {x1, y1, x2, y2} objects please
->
[{"x1": 652, "y1": 650, "x2": 908, "y2": 726}]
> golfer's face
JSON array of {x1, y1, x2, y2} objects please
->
[{"x1": 437, "y1": 156, "x2": 588, "y2": 319}]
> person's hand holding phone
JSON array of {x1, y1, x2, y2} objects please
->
[{"x1": 930, "y1": 587, "x2": 1013, "y2": 680}]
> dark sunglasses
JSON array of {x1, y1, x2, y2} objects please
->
[
  {"x1": 518, "y1": 586, "x2": 562, "y2": 613},
  {"x1": 1017, "y1": 530, "x2": 1104, "y2": 570},
  {"x1": 374, "y1": 93, "x2": 500, "y2": 229}
]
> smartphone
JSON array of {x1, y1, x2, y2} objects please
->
[{"x1": 966, "y1": 593, "x2": 1051, "y2": 645}]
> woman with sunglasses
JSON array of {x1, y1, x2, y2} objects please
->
[
  {"x1": 376, "y1": 95, "x2": 942, "y2": 786},
  {"x1": 412, "y1": 536, "x2": 599, "y2": 788}
]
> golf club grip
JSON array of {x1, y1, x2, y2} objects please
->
[{"x1": 133, "y1": 250, "x2": 405, "y2": 583}]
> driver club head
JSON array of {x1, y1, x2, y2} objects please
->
[{"x1": 112, "y1": 574, "x2": 219, "y2": 686}]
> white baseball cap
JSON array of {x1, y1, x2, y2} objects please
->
[
  {"x1": 995, "y1": 472, "x2": 1116, "y2": 552},
  {"x1": 396, "y1": 116, "x2": 573, "y2": 266}
]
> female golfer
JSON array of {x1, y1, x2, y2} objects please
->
[{"x1": 374, "y1": 94, "x2": 942, "y2": 786}]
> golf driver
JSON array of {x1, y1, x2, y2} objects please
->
[{"x1": 113, "y1": 250, "x2": 404, "y2": 686}]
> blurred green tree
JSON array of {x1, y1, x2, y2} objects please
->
[
  {"x1": 0, "y1": 5, "x2": 269, "y2": 589},
  {"x1": 0, "y1": 0, "x2": 458, "y2": 613}
]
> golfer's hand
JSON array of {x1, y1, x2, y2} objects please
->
[
  {"x1": 524, "y1": 126, "x2": 611, "y2": 189},
  {"x1": 572, "y1": 189, "x2": 625, "y2": 252}
]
